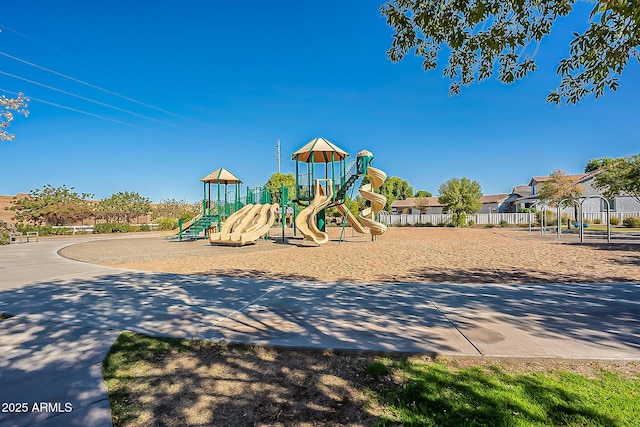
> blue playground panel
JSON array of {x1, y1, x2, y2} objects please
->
[{"x1": 572, "y1": 222, "x2": 590, "y2": 229}]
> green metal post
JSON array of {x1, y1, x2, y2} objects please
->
[
  {"x1": 295, "y1": 156, "x2": 299, "y2": 200},
  {"x1": 293, "y1": 203, "x2": 297, "y2": 237},
  {"x1": 202, "y1": 183, "x2": 207, "y2": 216},
  {"x1": 331, "y1": 152, "x2": 335, "y2": 200}
]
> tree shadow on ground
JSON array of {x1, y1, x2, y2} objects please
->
[
  {"x1": 380, "y1": 265, "x2": 637, "y2": 284},
  {"x1": 104, "y1": 332, "x2": 378, "y2": 426},
  {"x1": 407, "y1": 281, "x2": 640, "y2": 353}
]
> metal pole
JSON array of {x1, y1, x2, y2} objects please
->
[
  {"x1": 557, "y1": 205, "x2": 561, "y2": 239},
  {"x1": 276, "y1": 139, "x2": 281, "y2": 174},
  {"x1": 579, "y1": 203, "x2": 584, "y2": 243},
  {"x1": 606, "y1": 201, "x2": 611, "y2": 244}
]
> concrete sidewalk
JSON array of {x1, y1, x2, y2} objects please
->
[{"x1": 1, "y1": 236, "x2": 639, "y2": 426}]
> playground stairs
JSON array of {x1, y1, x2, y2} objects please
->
[
  {"x1": 171, "y1": 214, "x2": 218, "y2": 241},
  {"x1": 335, "y1": 160, "x2": 359, "y2": 202}
]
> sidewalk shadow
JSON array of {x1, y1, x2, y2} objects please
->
[{"x1": 409, "y1": 281, "x2": 640, "y2": 352}]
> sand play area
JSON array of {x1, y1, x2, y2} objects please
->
[{"x1": 59, "y1": 227, "x2": 640, "y2": 284}]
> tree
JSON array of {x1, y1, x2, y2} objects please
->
[
  {"x1": 381, "y1": 1, "x2": 640, "y2": 104},
  {"x1": 379, "y1": 176, "x2": 414, "y2": 213},
  {"x1": 415, "y1": 190, "x2": 432, "y2": 197},
  {"x1": 1, "y1": 93, "x2": 29, "y2": 141},
  {"x1": 438, "y1": 177, "x2": 482, "y2": 227},
  {"x1": 414, "y1": 197, "x2": 431, "y2": 213},
  {"x1": 593, "y1": 154, "x2": 640, "y2": 204},
  {"x1": 585, "y1": 157, "x2": 616, "y2": 173},
  {"x1": 96, "y1": 191, "x2": 151, "y2": 223},
  {"x1": 151, "y1": 198, "x2": 199, "y2": 221},
  {"x1": 8, "y1": 184, "x2": 94, "y2": 226},
  {"x1": 264, "y1": 173, "x2": 295, "y2": 204},
  {"x1": 536, "y1": 169, "x2": 584, "y2": 220}
]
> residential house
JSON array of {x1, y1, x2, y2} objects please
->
[
  {"x1": 516, "y1": 171, "x2": 640, "y2": 215},
  {"x1": 391, "y1": 194, "x2": 512, "y2": 215}
]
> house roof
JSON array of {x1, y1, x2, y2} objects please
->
[
  {"x1": 480, "y1": 194, "x2": 510, "y2": 203},
  {"x1": 528, "y1": 173, "x2": 587, "y2": 186},
  {"x1": 511, "y1": 185, "x2": 532, "y2": 197},
  {"x1": 391, "y1": 197, "x2": 443, "y2": 208},
  {"x1": 391, "y1": 194, "x2": 509, "y2": 209}
]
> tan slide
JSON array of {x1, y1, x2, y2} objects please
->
[
  {"x1": 211, "y1": 204, "x2": 279, "y2": 246},
  {"x1": 335, "y1": 203, "x2": 368, "y2": 234},
  {"x1": 295, "y1": 179, "x2": 334, "y2": 245},
  {"x1": 238, "y1": 204, "x2": 278, "y2": 245},
  {"x1": 359, "y1": 166, "x2": 388, "y2": 236},
  {"x1": 209, "y1": 204, "x2": 255, "y2": 242}
]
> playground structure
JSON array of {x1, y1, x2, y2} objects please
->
[
  {"x1": 527, "y1": 196, "x2": 613, "y2": 243},
  {"x1": 291, "y1": 138, "x2": 388, "y2": 245},
  {"x1": 172, "y1": 137, "x2": 388, "y2": 246},
  {"x1": 171, "y1": 168, "x2": 278, "y2": 244}
]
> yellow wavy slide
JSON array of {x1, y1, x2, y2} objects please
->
[
  {"x1": 209, "y1": 204, "x2": 257, "y2": 242},
  {"x1": 210, "y1": 203, "x2": 279, "y2": 246},
  {"x1": 295, "y1": 179, "x2": 334, "y2": 245},
  {"x1": 359, "y1": 166, "x2": 388, "y2": 236},
  {"x1": 233, "y1": 203, "x2": 278, "y2": 245}
]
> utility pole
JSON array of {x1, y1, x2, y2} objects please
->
[{"x1": 276, "y1": 139, "x2": 281, "y2": 174}]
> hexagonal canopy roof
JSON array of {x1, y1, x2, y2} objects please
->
[
  {"x1": 200, "y1": 168, "x2": 243, "y2": 184},
  {"x1": 291, "y1": 137, "x2": 349, "y2": 163}
]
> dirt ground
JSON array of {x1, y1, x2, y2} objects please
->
[{"x1": 60, "y1": 227, "x2": 640, "y2": 284}]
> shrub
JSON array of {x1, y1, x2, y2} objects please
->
[
  {"x1": 16, "y1": 224, "x2": 55, "y2": 236},
  {"x1": 140, "y1": 224, "x2": 151, "y2": 232},
  {"x1": 622, "y1": 217, "x2": 640, "y2": 228},
  {"x1": 94, "y1": 223, "x2": 131, "y2": 234},
  {"x1": 467, "y1": 219, "x2": 474, "y2": 227},
  {"x1": 499, "y1": 219, "x2": 509, "y2": 228},
  {"x1": 437, "y1": 222, "x2": 446, "y2": 227},
  {"x1": 535, "y1": 210, "x2": 554, "y2": 226},
  {"x1": 424, "y1": 222, "x2": 434, "y2": 227},
  {"x1": 0, "y1": 222, "x2": 14, "y2": 245},
  {"x1": 157, "y1": 217, "x2": 178, "y2": 231},
  {"x1": 179, "y1": 212, "x2": 196, "y2": 223},
  {"x1": 446, "y1": 222, "x2": 455, "y2": 227},
  {"x1": 609, "y1": 217, "x2": 621, "y2": 226},
  {"x1": 592, "y1": 218, "x2": 602, "y2": 224},
  {"x1": 484, "y1": 223, "x2": 496, "y2": 228}
]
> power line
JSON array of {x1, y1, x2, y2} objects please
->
[
  {"x1": 0, "y1": 70, "x2": 187, "y2": 130},
  {"x1": 0, "y1": 24, "x2": 125, "y2": 80},
  {"x1": 0, "y1": 50, "x2": 203, "y2": 125},
  {"x1": 0, "y1": 87, "x2": 169, "y2": 135}
]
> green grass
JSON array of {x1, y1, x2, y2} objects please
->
[
  {"x1": 369, "y1": 360, "x2": 640, "y2": 427},
  {"x1": 582, "y1": 225, "x2": 640, "y2": 232}
]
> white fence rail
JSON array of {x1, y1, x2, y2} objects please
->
[
  {"x1": 51, "y1": 224, "x2": 160, "y2": 234},
  {"x1": 383, "y1": 212, "x2": 640, "y2": 226}
]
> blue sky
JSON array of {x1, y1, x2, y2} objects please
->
[{"x1": 1, "y1": 1, "x2": 638, "y2": 202}]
